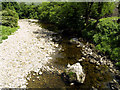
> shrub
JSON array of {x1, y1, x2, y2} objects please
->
[
  {"x1": 82, "y1": 17, "x2": 120, "y2": 68},
  {"x1": 2, "y1": 9, "x2": 19, "y2": 27},
  {"x1": 95, "y1": 19, "x2": 120, "y2": 67}
]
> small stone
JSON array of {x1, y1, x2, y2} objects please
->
[
  {"x1": 70, "y1": 83, "x2": 74, "y2": 85},
  {"x1": 33, "y1": 73, "x2": 36, "y2": 76},
  {"x1": 39, "y1": 71, "x2": 42, "y2": 75},
  {"x1": 82, "y1": 57, "x2": 85, "y2": 60},
  {"x1": 37, "y1": 76, "x2": 39, "y2": 79},
  {"x1": 83, "y1": 45, "x2": 85, "y2": 48},
  {"x1": 96, "y1": 61, "x2": 100, "y2": 65},
  {"x1": 110, "y1": 69, "x2": 113, "y2": 72},
  {"x1": 92, "y1": 86, "x2": 97, "y2": 90},
  {"x1": 113, "y1": 79, "x2": 117, "y2": 83},
  {"x1": 78, "y1": 59, "x2": 83, "y2": 62},
  {"x1": 77, "y1": 45, "x2": 81, "y2": 47}
]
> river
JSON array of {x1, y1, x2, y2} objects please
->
[{"x1": 26, "y1": 22, "x2": 113, "y2": 89}]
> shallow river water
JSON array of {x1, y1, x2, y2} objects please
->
[{"x1": 26, "y1": 23, "x2": 113, "y2": 89}]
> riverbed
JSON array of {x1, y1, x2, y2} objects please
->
[{"x1": 26, "y1": 22, "x2": 113, "y2": 89}]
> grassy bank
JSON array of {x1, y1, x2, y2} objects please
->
[{"x1": 0, "y1": 25, "x2": 19, "y2": 43}]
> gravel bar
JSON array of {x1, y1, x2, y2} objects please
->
[{"x1": 0, "y1": 19, "x2": 58, "y2": 88}]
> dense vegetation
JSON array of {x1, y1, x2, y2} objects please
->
[
  {"x1": 1, "y1": 4, "x2": 19, "y2": 43},
  {"x1": 2, "y1": 9, "x2": 19, "y2": 27},
  {"x1": 1, "y1": 2, "x2": 120, "y2": 68},
  {"x1": 82, "y1": 17, "x2": 120, "y2": 66},
  {"x1": 0, "y1": 25, "x2": 19, "y2": 43}
]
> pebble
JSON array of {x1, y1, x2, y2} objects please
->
[
  {"x1": 0, "y1": 19, "x2": 58, "y2": 88},
  {"x1": 32, "y1": 80, "x2": 35, "y2": 82},
  {"x1": 70, "y1": 83, "x2": 74, "y2": 85},
  {"x1": 39, "y1": 71, "x2": 42, "y2": 75},
  {"x1": 82, "y1": 57, "x2": 85, "y2": 60},
  {"x1": 36, "y1": 76, "x2": 39, "y2": 79},
  {"x1": 78, "y1": 59, "x2": 83, "y2": 62}
]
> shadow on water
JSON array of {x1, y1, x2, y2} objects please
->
[{"x1": 26, "y1": 22, "x2": 112, "y2": 89}]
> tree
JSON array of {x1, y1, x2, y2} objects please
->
[
  {"x1": 84, "y1": 2, "x2": 94, "y2": 26},
  {"x1": 90, "y1": 2, "x2": 115, "y2": 27}
]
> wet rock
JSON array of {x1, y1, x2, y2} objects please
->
[
  {"x1": 82, "y1": 57, "x2": 85, "y2": 60},
  {"x1": 79, "y1": 42, "x2": 84, "y2": 47},
  {"x1": 90, "y1": 59, "x2": 96, "y2": 64},
  {"x1": 63, "y1": 63, "x2": 86, "y2": 83},
  {"x1": 89, "y1": 44, "x2": 95, "y2": 49},
  {"x1": 69, "y1": 38, "x2": 80, "y2": 44},
  {"x1": 96, "y1": 61, "x2": 100, "y2": 66},
  {"x1": 78, "y1": 38, "x2": 84, "y2": 41},
  {"x1": 70, "y1": 83, "x2": 74, "y2": 85},
  {"x1": 78, "y1": 59, "x2": 83, "y2": 62},
  {"x1": 77, "y1": 44, "x2": 81, "y2": 48},
  {"x1": 109, "y1": 80, "x2": 120, "y2": 90},
  {"x1": 91, "y1": 86, "x2": 98, "y2": 90}
]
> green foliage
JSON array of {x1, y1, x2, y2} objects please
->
[
  {"x1": 82, "y1": 19, "x2": 96, "y2": 39},
  {"x1": 0, "y1": 25, "x2": 19, "y2": 43},
  {"x1": 2, "y1": 9, "x2": 19, "y2": 27},
  {"x1": 69, "y1": 72, "x2": 74, "y2": 76},
  {"x1": 90, "y1": 2, "x2": 115, "y2": 19},
  {"x1": 2, "y1": 2, "x2": 39, "y2": 19},
  {"x1": 116, "y1": 62, "x2": 120, "y2": 67},
  {"x1": 37, "y1": 2, "x2": 85, "y2": 34},
  {"x1": 82, "y1": 17, "x2": 120, "y2": 67},
  {"x1": 96, "y1": 19, "x2": 120, "y2": 65},
  {"x1": 2, "y1": 2, "x2": 21, "y2": 12},
  {"x1": 17, "y1": 2, "x2": 39, "y2": 19}
]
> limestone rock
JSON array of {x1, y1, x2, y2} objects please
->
[{"x1": 63, "y1": 63, "x2": 86, "y2": 83}]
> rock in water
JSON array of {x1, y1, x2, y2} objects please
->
[
  {"x1": 70, "y1": 38, "x2": 80, "y2": 44},
  {"x1": 70, "y1": 38, "x2": 84, "y2": 47},
  {"x1": 63, "y1": 63, "x2": 86, "y2": 83}
]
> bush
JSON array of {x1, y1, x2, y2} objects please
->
[
  {"x1": 2, "y1": 9, "x2": 19, "y2": 27},
  {"x1": 82, "y1": 19, "x2": 96, "y2": 40},
  {"x1": 82, "y1": 17, "x2": 120, "y2": 68}
]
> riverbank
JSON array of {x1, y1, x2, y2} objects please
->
[
  {"x1": 0, "y1": 19, "x2": 58, "y2": 88},
  {"x1": 0, "y1": 19, "x2": 119, "y2": 89},
  {"x1": 69, "y1": 37, "x2": 120, "y2": 89}
]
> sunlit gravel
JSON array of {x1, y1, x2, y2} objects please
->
[{"x1": 0, "y1": 19, "x2": 58, "y2": 88}]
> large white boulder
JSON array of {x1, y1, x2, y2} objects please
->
[{"x1": 64, "y1": 63, "x2": 86, "y2": 83}]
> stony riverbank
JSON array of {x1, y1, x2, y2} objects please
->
[
  {"x1": 70, "y1": 38, "x2": 120, "y2": 89},
  {"x1": 0, "y1": 19, "x2": 58, "y2": 88}
]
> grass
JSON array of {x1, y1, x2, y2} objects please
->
[{"x1": 0, "y1": 25, "x2": 19, "y2": 43}]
